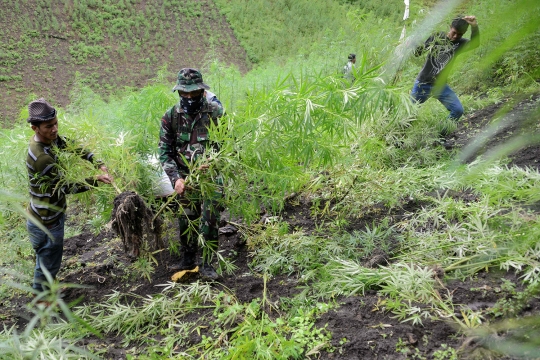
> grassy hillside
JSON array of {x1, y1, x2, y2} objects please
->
[
  {"x1": 215, "y1": 0, "x2": 540, "y2": 93},
  {"x1": 0, "y1": 0, "x2": 249, "y2": 126}
]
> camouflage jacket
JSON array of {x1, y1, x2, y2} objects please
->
[{"x1": 158, "y1": 98, "x2": 223, "y2": 187}]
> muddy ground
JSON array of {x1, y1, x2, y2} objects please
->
[
  {"x1": 6, "y1": 94, "x2": 540, "y2": 359},
  {"x1": 446, "y1": 93, "x2": 540, "y2": 170}
]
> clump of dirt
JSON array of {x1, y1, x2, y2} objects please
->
[{"x1": 110, "y1": 191, "x2": 163, "y2": 258}]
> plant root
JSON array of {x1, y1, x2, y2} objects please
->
[{"x1": 110, "y1": 191, "x2": 164, "y2": 259}]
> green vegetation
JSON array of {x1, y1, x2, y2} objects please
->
[{"x1": 1, "y1": 0, "x2": 540, "y2": 358}]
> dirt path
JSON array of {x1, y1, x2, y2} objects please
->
[{"x1": 447, "y1": 93, "x2": 540, "y2": 170}]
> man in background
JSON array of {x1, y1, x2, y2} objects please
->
[
  {"x1": 26, "y1": 98, "x2": 112, "y2": 294},
  {"x1": 411, "y1": 15, "x2": 480, "y2": 131},
  {"x1": 343, "y1": 53, "x2": 356, "y2": 82}
]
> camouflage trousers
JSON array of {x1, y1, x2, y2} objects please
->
[{"x1": 177, "y1": 176, "x2": 224, "y2": 263}]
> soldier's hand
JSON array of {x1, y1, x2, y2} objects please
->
[
  {"x1": 96, "y1": 174, "x2": 113, "y2": 184},
  {"x1": 174, "y1": 178, "x2": 186, "y2": 195},
  {"x1": 463, "y1": 15, "x2": 477, "y2": 26}
]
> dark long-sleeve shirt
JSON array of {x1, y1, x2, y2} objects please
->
[
  {"x1": 26, "y1": 135, "x2": 100, "y2": 225},
  {"x1": 415, "y1": 25, "x2": 480, "y2": 84}
]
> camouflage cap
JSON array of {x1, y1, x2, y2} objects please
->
[
  {"x1": 27, "y1": 98, "x2": 57, "y2": 123},
  {"x1": 172, "y1": 68, "x2": 210, "y2": 92}
]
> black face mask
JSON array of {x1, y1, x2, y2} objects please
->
[{"x1": 180, "y1": 95, "x2": 203, "y2": 114}]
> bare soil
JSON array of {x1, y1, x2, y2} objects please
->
[
  {"x1": 446, "y1": 93, "x2": 540, "y2": 170},
  {"x1": 5, "y1": 95, "x2": 540, "y2": 359},
  {"x1": 0, "y1": 0, "x2": 250, "y2": 126}
]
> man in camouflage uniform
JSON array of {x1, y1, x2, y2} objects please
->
[
  {"x1": 26, "y1": 98, "x2": 113, "y2": 294},
  {"x1": 158, "y1": 68, "x2": 224, "y2": 280}
]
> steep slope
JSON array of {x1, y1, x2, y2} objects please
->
[{"x1": 0, "y1": 0, "x2": 249, "y2": 126}]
